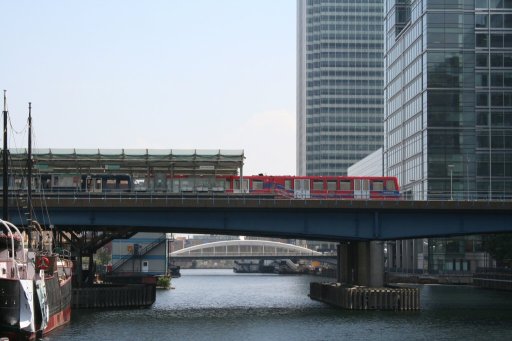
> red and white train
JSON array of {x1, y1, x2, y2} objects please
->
[
  {"x1": 143, "y1": 174, "x2": 400, "y2": 200},
  {"x1": 223, "y1": 175, "x2": 400, "y2": 199},
  {"x1": 5, "y1": 173, "x2": 400, "y2": 200}
]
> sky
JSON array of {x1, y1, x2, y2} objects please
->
[{"x1": 1, "y1": 1, "x2": 297, "y2": 176}]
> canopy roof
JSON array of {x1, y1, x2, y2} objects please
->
[{"x1": 6, "y1": 148, "x2": 245, "y2": 176}]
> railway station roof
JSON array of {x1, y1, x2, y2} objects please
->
[{"x1": 6, "y1": 148, "x2": 245, "y2": 176}]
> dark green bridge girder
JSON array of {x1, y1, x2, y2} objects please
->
[{"x1": 6, "y1": 198, "x2": 512, "y2": 241}]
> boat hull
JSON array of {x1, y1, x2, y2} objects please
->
[
  {"x1": 0, "y1": 273, "x2": 72, "y2": 340},
  {"x1": 43, "y1": 275, "x2": 72, "y2": 335}
]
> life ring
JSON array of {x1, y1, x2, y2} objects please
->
[{"x1": 36, "y1": 256, "x2": 50, "y2": 270}]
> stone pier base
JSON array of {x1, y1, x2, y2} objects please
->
[{"x1": 310, "y1": 282, "x2": 420, "y2": 310}]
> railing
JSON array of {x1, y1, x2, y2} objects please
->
[
  {"x1": 475, "y1": 267, "x2": 512, "y2": 274},
  {"x1": 171, "y1": 251, "x2": 329, "y2": 258},
  {"x1": 6, "y1": 189, "x2": 512, "y2": 203}
]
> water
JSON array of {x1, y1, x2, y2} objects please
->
[{"x1": 45, "y1": 269, "x2": 512, "y2": 341}]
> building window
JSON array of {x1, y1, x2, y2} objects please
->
[{"x1": 476, "y1": 34, "x2": 488, "y2": 48}]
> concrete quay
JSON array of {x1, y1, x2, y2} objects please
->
[
  {"x1": 473, "y1": 268, "x2": 512, "y2": 291},
  {"x1": 386, "y1": 272, "x2": 473, "y2": 285}
]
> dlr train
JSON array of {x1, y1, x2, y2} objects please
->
[{"x1": 3, "y1": 173, "x2": 400, "y2": 200}]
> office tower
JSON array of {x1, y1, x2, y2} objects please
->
[
  {"x1": 384, "y1": 0, "x2": 512, "y2": 200},
  {"x1": 384, "y1": 0, "x2": 512, "y2": 272},
  {"x1": 297, "y1": 0, "x2": 385, "y2": 176}
]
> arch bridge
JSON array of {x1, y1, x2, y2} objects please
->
[{"x1": 170, "y1": 240, "x2": 335, "y2": 260}]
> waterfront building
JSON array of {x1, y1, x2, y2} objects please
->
[
  {"x1": 383, "y1": 0, "x2": 511, "y2": 272},
  {"x1": 296, "y1": 0, "x2": 385, "y2": 176},
  {"x1": 384, "y1": 0, "x2": 512, "y2": 200},
  {"x1": 111, "y1": 232, "x2": 169, "y2": 275}
]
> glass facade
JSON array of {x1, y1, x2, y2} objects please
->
[
  {"x1": 384, "y1": 0, "x2": 512, "y2": 200},
  {"x1": 297, "y1": 0, "x2": 384, "y2": 176},
  {"x1": 384, "y1": 0, "x2": 511, "y2": 273}
]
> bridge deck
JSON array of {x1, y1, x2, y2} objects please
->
[
  {"x1": 14, "y1": 197, "x2": 512, "y2": 211},
  {"x1": 4, "y1": 198, "x2": 512, "y2": 240}
]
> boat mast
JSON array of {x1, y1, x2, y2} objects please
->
[
  {"x1": 3, "y1": 90, "x2": 8, "y2": 220},
  {"x1": 28, "y1": 102, "x2": 33, "y2": 246},
  {"x1": 27, "y1": 103, "x2": 32, "y2": 222}
]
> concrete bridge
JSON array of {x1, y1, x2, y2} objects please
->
[
  {"x1": 7, "y1": 196, "x2": 511, "y2": 288},
  {"x1": 7, "y1": 196, "x2": 512, "y2": 240}
]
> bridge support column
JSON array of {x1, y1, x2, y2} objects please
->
[
  {"x1": 369, "y1": 241, "x2": 384, "y2": 287},
  {"x1": 337, "y1": 241, "x2": 384, "y2": 287},
  {"x1": 338, "y1": 242, "x2": 357, "y2": 285},
  {"x1": 395, "y1": 240, "x2": 402, "y2": 271}
]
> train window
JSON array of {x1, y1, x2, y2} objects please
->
[
  {"x1": 196, "y1": 178, "x2": 209, "y2": 188},
  {"x1": 252, "y1": 180, "x2": 263, "y2": 190},
  {"x1": 285, "y1": 180, "x2": 292, "y2": 190},
  {"x1": 172, "y1": 179, "x2": 180, "y2": 188},
  {"x1": 14, "y1": 177, "x2": 23, "y2": 190},
  {"x1": 234, "y1": 180, "x2": 240, "y2": 190},
  {"x1": 213, "y1": 179, "x2": 225, "y2": 189},
  {"x1": 327, "y1": 181, "x2": 337, "y2": 191},
  {"x1": 313, "y1": 180, "x2": 324, "y2": 190},
  {"x1": 340, "y1": 181, "x2": 351, "y2": 190},
  {"x1": 106, "y1": 179, "x2": 116, "y2": 189},
  {"x1": 181, "y1": 180, "x2": 193, "y2": 191},
  {"x1": 386, "y1": 180, "x2": 396, "y2": 191},
  {"x1": 119, "y1": 179, "x2": 129, "y2": 190},
  {"x1": 373, "y1": 181, "x2": 383, "y2": 191}
]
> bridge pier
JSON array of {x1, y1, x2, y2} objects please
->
[
  {"x1": 337, "y1": 241, "x2": 384, "y2": 287},
  {"x1": 311, "y1": 241, "x2": 421, "y2": 310}
]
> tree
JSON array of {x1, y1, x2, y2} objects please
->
[
  {"x1": 482, "y1": 234, "x2": 512, "y2": 267},
  {"x1": 95, "y1": 246, "x2": 111, "y2": 265}
]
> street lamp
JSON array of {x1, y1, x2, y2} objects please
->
[{"x1": 448, "y1": 164, "x2": 454, "y2": 200}]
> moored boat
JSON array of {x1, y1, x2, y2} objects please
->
[
  {"x1": 0, "y1": 225, "x2": 73, "y2": 340},
  {"x1": 0, "y1": 94, "x2": 73, "y2": 340}
]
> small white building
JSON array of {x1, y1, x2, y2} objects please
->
[{"x1": 111, "y1": 232, "x2": 169, "y2": 275}]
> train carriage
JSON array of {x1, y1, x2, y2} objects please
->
[
  {"x1": 1, "y1": 172, "x2": 400, "y2": 199},
  {"x1": 224, "y1": 175, "x2": 400, "y2": 200}
]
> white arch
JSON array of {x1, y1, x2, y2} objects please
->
[{"x1": 171, "y1": 239, "x2": 322, "y2": 256}]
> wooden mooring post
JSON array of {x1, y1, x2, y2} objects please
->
[
  {"x1": 309, "y1": 282, "x2": 420, "y2": 310},
  {"x1": 72, "y1": 284, "x2": 156, "y2": 309}
]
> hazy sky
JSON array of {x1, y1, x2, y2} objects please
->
[{"x1": 1, "y1": 1, "x2": 296, "y2": 176}]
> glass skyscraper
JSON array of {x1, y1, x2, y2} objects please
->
[
  {"x1": 384, "y1": 0, "x2": 512, "y2": 272},
  {"x1": 297, "y1": 0, "x2": 385, "y2": 176},
  {"x1": 384, "y1": 0, "x2": 512, "y2": 200}
]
